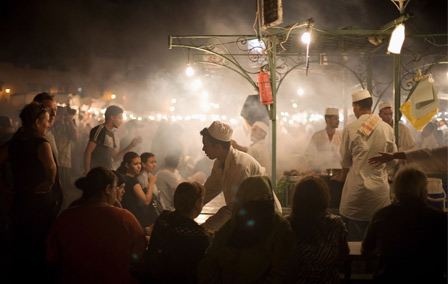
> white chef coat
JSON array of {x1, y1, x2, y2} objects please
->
[
  {"x1": 305, "y1": 128, "x2": 342, "y2": 171},
  {"x1": 339, "y1": 114, "x2": 397, "y2": 221},
  {"x1": 247, "y1": 139, "x2": 271, "y2": 176},
  {"x1": 397, "y1": 123, "x2": 418, "y2": 151},
  {"x1": 202, "y1": 146, "x2": 281, "y2": 231}
]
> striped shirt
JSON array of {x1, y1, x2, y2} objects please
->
[
  {"x1": 290, "y1": 214, "x2": 349, "y2": 284},
  {"x1": 89, "y1": 124, "x2": 116, "y2": 170}
]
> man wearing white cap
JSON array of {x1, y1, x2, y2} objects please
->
[
  {"x1": 200, "y1": 121, "x2": 281, "y2": 231},
  {"x1": 378, "y1": 101, "x2": 418, "y2": 151},
  {"x1": 333, "y1": 90, "x2": 397, "y2": 241},
  {"x1": 231, "y1": 121, "x2": 271, "y2": 175},
  {"x1": 305, "y1": 108, "x2": 342, "y2": 171}
]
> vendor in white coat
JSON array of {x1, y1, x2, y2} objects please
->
[
  {"x1": 333, "y1": 90, "x2": 397, "y2": 241},
  {"x1": 305, "y1": 108, "x2": 342, "y2": 172},
  {"x1": 378, "y1": 101, "x2": 418, "y2": 151},
  {"x1": 200, "y1": 121, "x2": 281, "y2": 231},
  {"x1": 231, "y1": 121, "x2": 271, "y2": 176}
]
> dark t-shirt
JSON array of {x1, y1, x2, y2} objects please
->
[
  {"x1": 122, "y1": 175, "x2": 153, "y2": 228},
  {"x1": 89, "y1": 124, "x2": 116, "y2": 170}
]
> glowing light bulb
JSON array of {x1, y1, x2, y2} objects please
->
[
  {"x1": 192, "y1": 79, "x2": 202, "y2": 89},
  {"x1": 111, "y1": 93, "x2": 116, "y2": 100},
  {"x1": 387, "y1": 24, "x2": 405, "y2": 54},
  {"x1": 5, "y1": 88, "x2": 10, "y2": 94},
  {"x1": 169, "y1": 106, "x2": 175, "y2": 112},
  {"x1": 171, "y1": 98, "x2": 177, "y2": 104},
  {"x1": 186, "y1": 65, "x2": 195, "y2": 77},
  {"x1": 297, "y1": 88, "x2": 304, "y2": 96},
  {"x1": 301, "y1": 31, "x2": 311, "y2": 44}
]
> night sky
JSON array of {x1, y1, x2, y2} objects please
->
[{"x1": 0, "y1": 0, "x2": 446, "y2": 74}]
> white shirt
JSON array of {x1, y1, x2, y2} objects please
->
[
  {"x1": 247, "y1": 139, "x2": 271, "y2": 176},
  {"x1": 397, "y1": 123, "x2": 418, "y2": 151},
  {"x1": 339, "y1": 114, "x2": 397, "y2": 221},
  {"x1": 155, "y1": 168, "x2": 183, "y2": 211},
  {"x1": 202, "y1": 146, "x2": 281, "y2": 231},
  {"x1": 305, "y1": 128, "x2": 342, "y2": 171}
]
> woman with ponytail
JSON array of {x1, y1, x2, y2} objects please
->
[
  {"x1": 46, "y1": 167, "x2": 147, "y2": 283},
  {"x1": 119, "y1": 152, "x2": 155, "y2": 235}
]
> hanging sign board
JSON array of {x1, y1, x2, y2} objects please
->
[{"x1": 262, "y1": 0, "x2": 283, "y2": 29}]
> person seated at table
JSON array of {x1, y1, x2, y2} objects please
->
[
  {"x1": 288, "y1": 176, "x2": 349, "y2": 283},
  {"x1": 198, "y1": 176, "x2": 294, "y2": 284},
  {"x1": 68, "y1": 170, "x2": 126, "y2": 209},
  {"x1": 112, "y1": 170, "x2": 126, "y2": 208},
  {"x1": 118, "y1": 152, "x2": 155, "y2": 235},
  {"x1": 362, "y1": 165, "x2": 447, "y2": 283},
  {"x1": 143, "y1": 182, "x2": 211, "y2": 284},
  {"x1": 46, "y1": 167, "x2": 148, "y2": 283}
]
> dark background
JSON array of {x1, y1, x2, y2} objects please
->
[{"x1": 0, "y1": 0, "x2": 445, "y2": 74}]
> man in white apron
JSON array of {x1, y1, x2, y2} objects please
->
[
  {"x1": 200, "y1": 121, "x2": 282, "y2": 231},
  {"x1": 305, "y1": 108, "x2": 342, "y2": 172},
  {"x1": 334, "y1": 90, "x2": 397, "y2": 241}
]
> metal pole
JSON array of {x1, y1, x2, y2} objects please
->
[
  {"x1": 367, "y1": 55, "x2": 373, "y2": 95},
  {"x1": 342, "y1": 69, "x2": 347, "y2": 127},
  {"x1": 393, "y1": 54, "x2": 401, "y2": 148},
  {"x1": 268, "y1": 35, "x2": 277, "y2": 191}
]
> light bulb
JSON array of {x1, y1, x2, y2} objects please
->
[
  {"x1": 301, "y1": 31, "x2": 311, "y2": 44},
  {"x1": 387, "y1": 24, "x2": 405, "y2": 54},
  {"x1": 186, "y1": 65, "x2": 195, "y2": 77}
]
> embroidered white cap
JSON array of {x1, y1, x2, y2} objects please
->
[
  {"x1": 378, "y1": 101, "x2": 392, "y2": 112},
  {"x1": 325, "y1": 108, "x2": 339, "y2": 116},
  {"x1": 252, "y1": 121, "x2": 269, "y2": 133},
  {"x1": 351, "y1": 89, "x2": 371, "y2": 102},
  {"x1": 207, "y1": 121, "x2": 233, "y2": 142}
]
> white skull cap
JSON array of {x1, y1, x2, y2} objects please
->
[
  {"x1": 379, "y1": 101, "x2": 392, "y2": 112},
  {"x1": 352, "y1": 89, "x2": 371, "y2": 102},
  {"x1": 252, "y1": 121, "x2": 269, "y2": 133},
  {"x1": 207, "y1": 121, "x2": 233, "y2": 142},
  {"x1": 325, "y1": 108, "x2": 339, "y2": 116}
]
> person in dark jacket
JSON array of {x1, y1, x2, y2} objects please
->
[{"x1": 362, "y1": 165, "x2": 447, "y2": 283}]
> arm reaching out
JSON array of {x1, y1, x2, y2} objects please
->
[{"x1": 368, "y1": 151, "x2": 406, "y2": 166}]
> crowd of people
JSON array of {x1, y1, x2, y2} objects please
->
[{"x1": 0, "y1": 90, "x2": 446, "y2": 283}]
